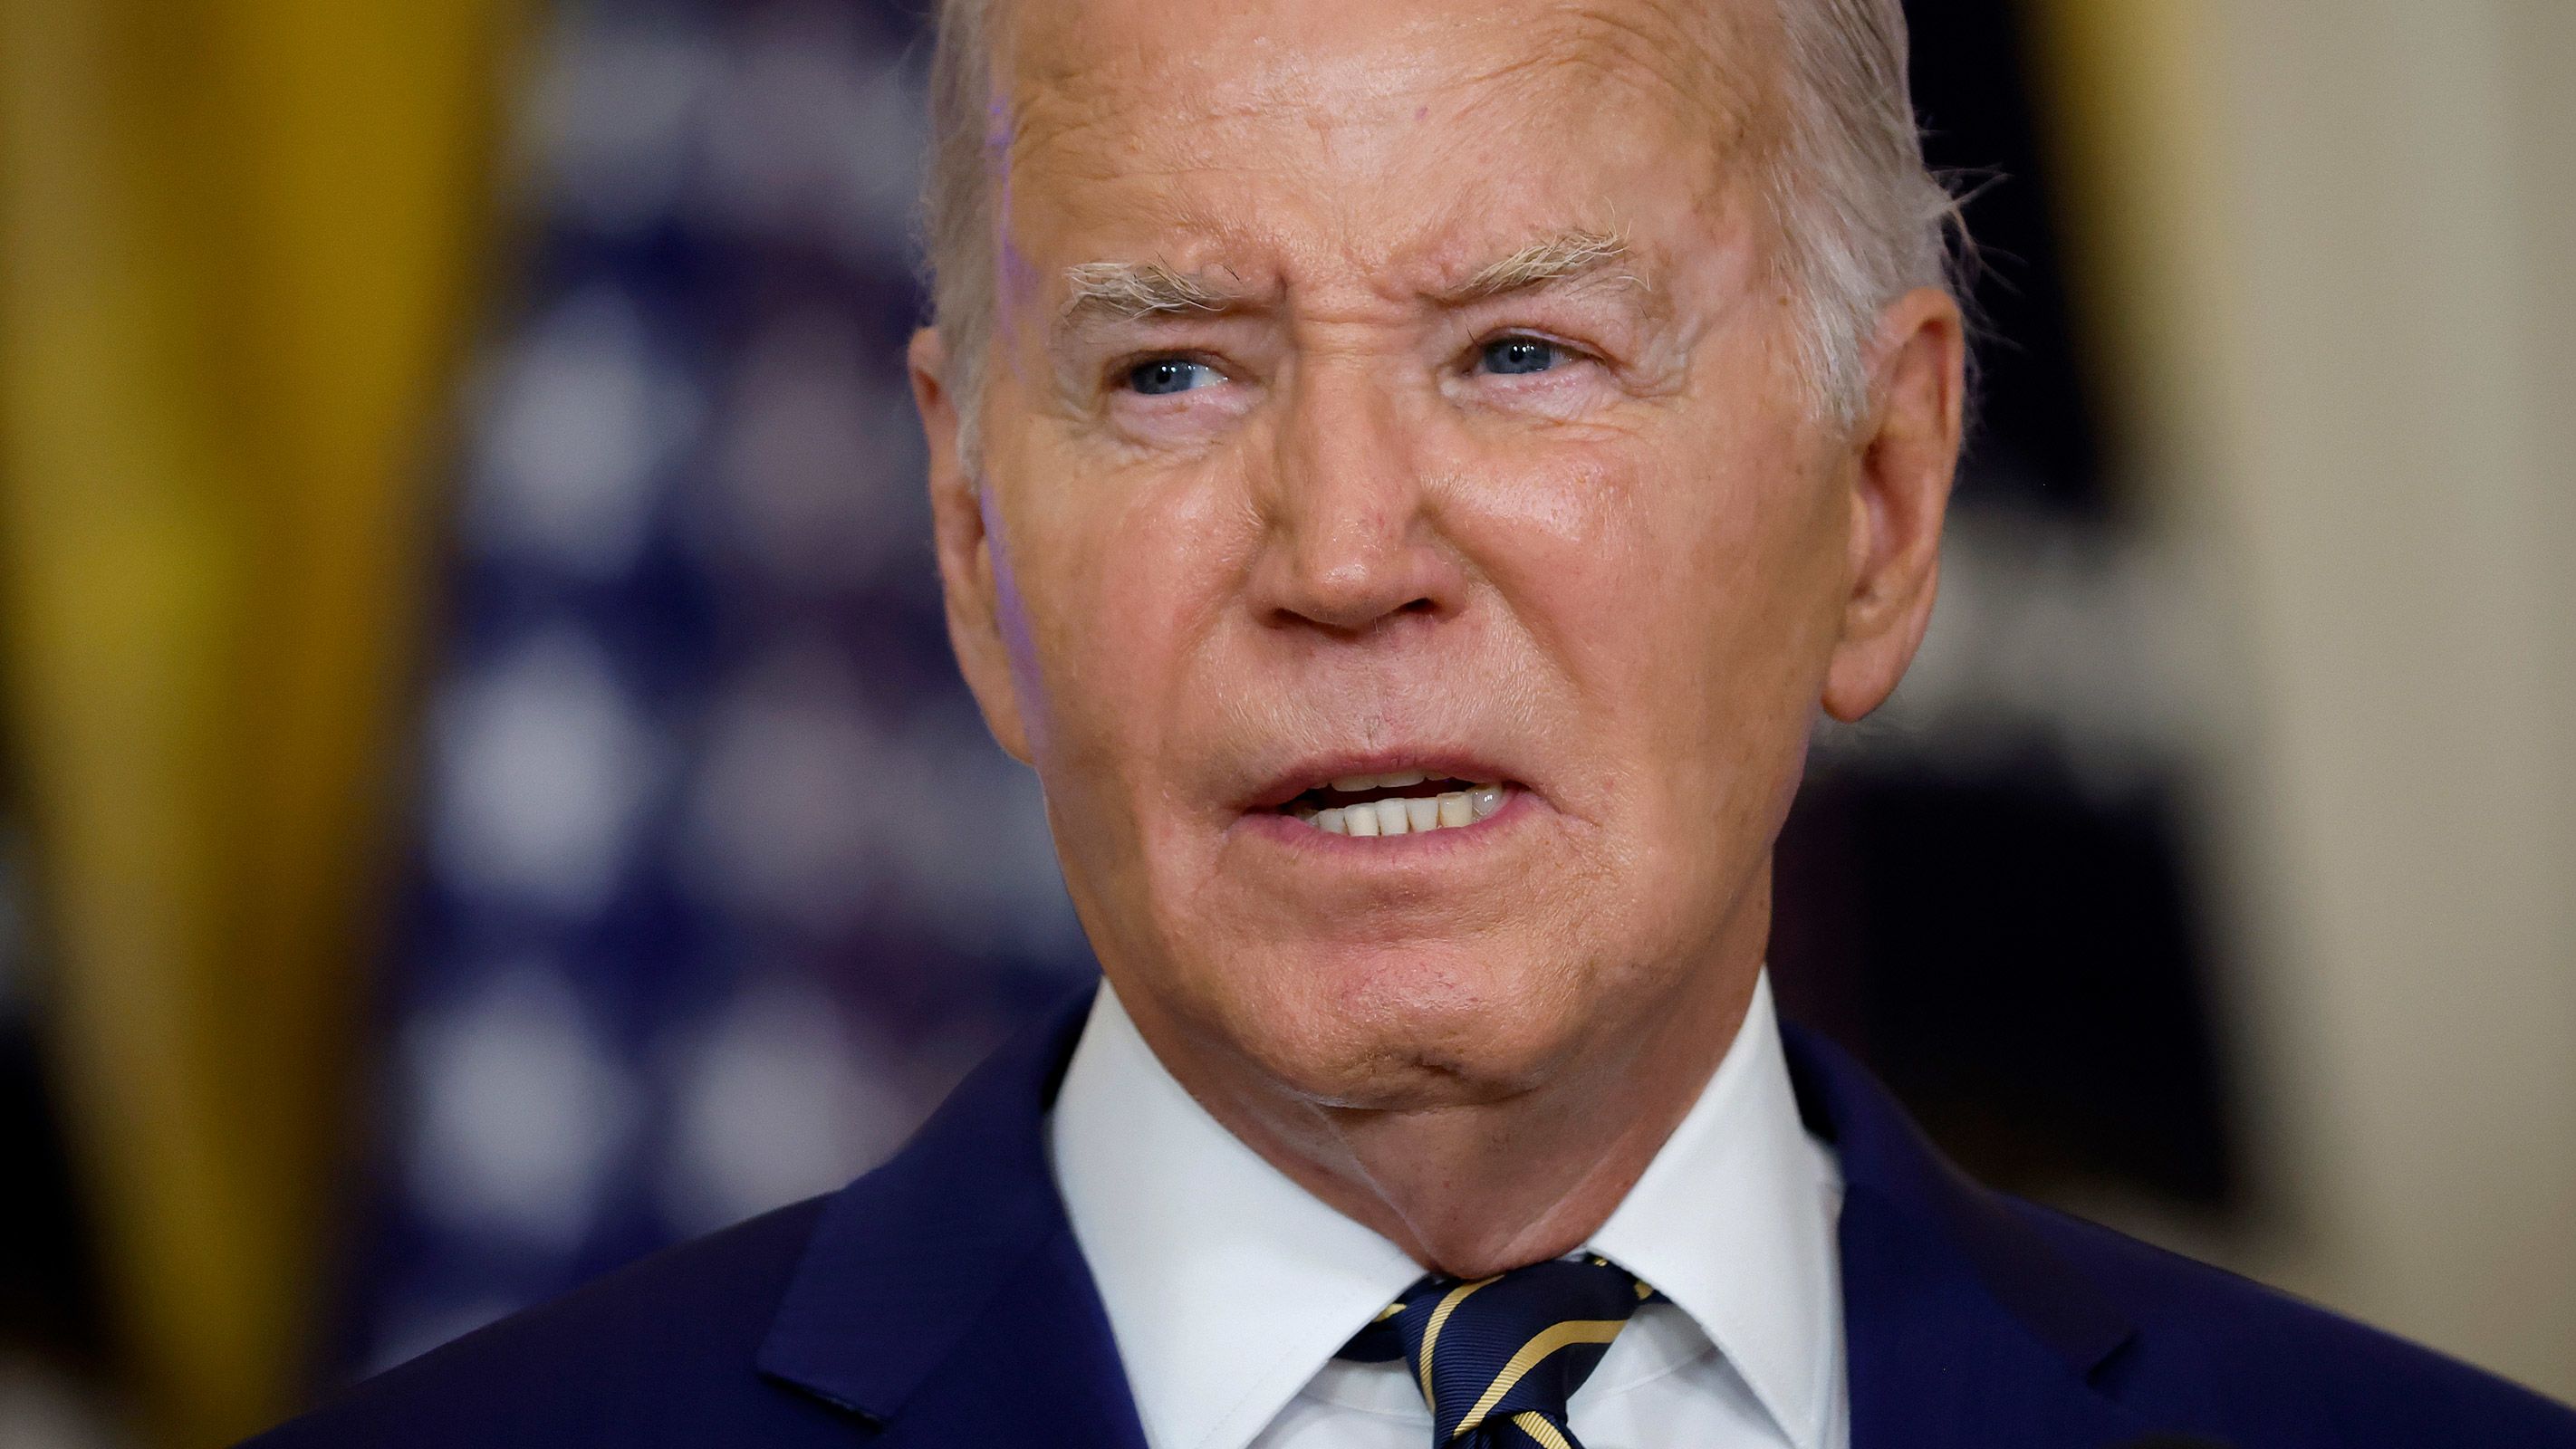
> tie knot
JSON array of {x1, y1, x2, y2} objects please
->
[{"x1": 1339, "y1": 1256, "x2": 1656, "y2": 1446}]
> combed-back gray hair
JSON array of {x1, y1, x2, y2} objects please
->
[{"x1": 919, "y1": 0, "x2": 1964, "y2": 453}]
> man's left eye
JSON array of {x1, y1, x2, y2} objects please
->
[
  {"x1": 1476, "y1": 337, "x2": 1566, "y2": 376},
  {"x1": 1125, "y1": 358, "x2": 1224, "y2": 396}
]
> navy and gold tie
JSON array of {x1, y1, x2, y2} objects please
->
[{"x1": 1337, "y1": 1256, "x2": 1657, "y2": 1448}]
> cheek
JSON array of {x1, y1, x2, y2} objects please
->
[
  {"x1": 981, "y1": 486, "x2": 1051, "y2": 744},
  {"x1": 1467, "y1": 427, "x2": 1827, "y2": 667},
  {"x1": 1004, "y1": 452, "x2": 1250, "y2": 782},
  {"x1": 1446, "y1": 420, "x2": 1841, "y2": 799}
]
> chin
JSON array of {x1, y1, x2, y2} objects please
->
[{"x1": 1206, "y1": 934, "x2": 1598, "y2": 1109}]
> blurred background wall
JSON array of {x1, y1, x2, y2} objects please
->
[
  {"x1": 0, "y1": 0, "x2": 2567, "y2": 1444},
  {"x1": 2020, "y1": 0, "x2": 2576, "y2": 1396}
]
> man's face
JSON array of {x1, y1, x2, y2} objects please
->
[{"x1": 924, "y1": 0, "x2": 1949, "y2": 1107}]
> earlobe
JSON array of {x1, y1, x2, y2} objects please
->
[
  {"x1": 1818, "y1": 288, "x2": 1965, "y2": 723},
  {"x1": 912, "y1": 328, "x2": 1035, "y2": 763}
]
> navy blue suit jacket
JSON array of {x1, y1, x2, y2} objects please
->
[{"x1": 252, "y1": 988, "x2": 2576, "y2": 1447}]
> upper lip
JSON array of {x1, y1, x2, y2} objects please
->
[{"x1": 1239, "y1": 750, "x2": 1523, "y2": 811}]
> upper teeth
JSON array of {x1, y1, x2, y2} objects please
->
[
  {"x1": 1308, "y1": 784, "x2": 1507, "y2": 837},
  {"x1": 1331, "y1": 770, "x2": 1427, "y2": 792}
]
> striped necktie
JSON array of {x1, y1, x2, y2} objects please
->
[{"x1": 1336, "y1": 1256, "x2": 1658, "y2": 1448}]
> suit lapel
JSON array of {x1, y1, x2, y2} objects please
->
[
  {"x1": 756, "y1": 989, "x2": 1147, "y2": 1447},
  {"x1": 1783, "y1": 1024, "x2": 2153, "y2": 1449}
]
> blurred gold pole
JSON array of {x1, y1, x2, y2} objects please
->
[{"x1": 0, "y1": 3, "x2": 516, "y2": 1443}]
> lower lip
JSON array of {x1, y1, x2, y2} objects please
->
[{"x1": 1235, "y1": 787, "x2": 1537, "y2": 852}]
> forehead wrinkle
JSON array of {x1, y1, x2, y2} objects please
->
[
  {"x1": 998, "y1": 0, "x2": 1767, "y2": 182},
  {"x1": 994, "y1": 0, "x2": 1775, "y2": 331},
  {"x1": 1453, "y1": 0, "x2": 1772, "y2": 146}
]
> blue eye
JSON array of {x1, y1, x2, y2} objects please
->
[
  {"x1": 1127, "y1": 358, "x2": 1221, "y2": 396},
  {"x1": 1478, "y1": 337, "x2": 1563, "y2": 376}
]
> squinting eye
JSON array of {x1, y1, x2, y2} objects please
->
[
  {"x1": 1126, "y1": 358, "x2": 1223, "y2": 396},
  {"x1": 1477, "y1": 337, "x2": 1565, "y2": 376}
]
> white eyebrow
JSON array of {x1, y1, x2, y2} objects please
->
[
  {"x1": 1059, "y1": 261, "x2": 1251, "y2": 324},
  {"x1": 1443, "y1": 229, "x2": 1639, "y2": 302},
  {"x1": 1055, "y1": 228, "x2": 1641, "y2": 330}
]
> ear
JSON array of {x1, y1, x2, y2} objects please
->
[
  {"x1": 911, "y1": 327, "x2": 1034, "y2": 763},
  {"x1": 1819, "y1": 286, "x2": 1966, "y2": 723}
]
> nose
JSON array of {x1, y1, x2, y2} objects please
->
[{"x1": 1249, "y1": 362, "x2": 1462, "y2": 636}]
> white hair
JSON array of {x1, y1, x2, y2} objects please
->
[
  {"x1": 919, "y1": 0, "x2": 1964, "y2": 453},
  {"x1": 1766, "y1": 0, "x2": 1967, "y2": 427}
]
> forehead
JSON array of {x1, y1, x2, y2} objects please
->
[{"x1": 994, "y1": 0, "x2": 1776, "y2": 280}]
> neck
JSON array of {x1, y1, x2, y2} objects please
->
[{"x1": 1130, "y1": 887, "x2": 1770, "y2": 1280}]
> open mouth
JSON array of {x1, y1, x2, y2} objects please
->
[{"x1": 1274, "y1": 770, "x2": 1513, "y2": 837}]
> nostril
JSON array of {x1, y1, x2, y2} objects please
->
[{"x1": 1398, "y1": 596, "x2": 1437, "y2": 615}]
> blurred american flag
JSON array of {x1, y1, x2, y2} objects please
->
[{"x1": 355, "y1": 0, "x2": 1090, "y2": 1373}]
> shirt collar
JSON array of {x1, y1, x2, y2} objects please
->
[
  {"x1": 1588, "y1": 970, "x2": 1845, "y2": 1449},
  {"x1": 1049, "y1": 984, "x2": 1423, "y2": 1449},
  {"x1": 1048, "y1": 973, "x2": 1841, "y2": 1449}
]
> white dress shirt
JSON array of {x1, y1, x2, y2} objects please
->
[{"x1": 1049, "y1": 972, "x2": 1850, "y2": 1449}]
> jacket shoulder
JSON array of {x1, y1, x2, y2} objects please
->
[
  {"x1": 2010, "y1": 1198, "x2": 2576, "y2": 1444},
  {"x1": 243, "y1": 1198, "x2": 859, "y2": 1448}
]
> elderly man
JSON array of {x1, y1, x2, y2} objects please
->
[{"x1": 251, "y1": 0, "x2": 2576, "y2": 1445}]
